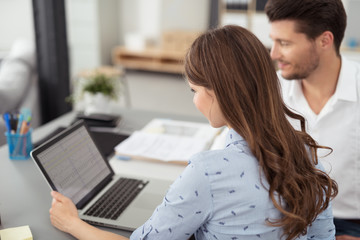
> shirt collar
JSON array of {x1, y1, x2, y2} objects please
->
[
  {"x1": 285, "y1": 56, "x2": 358, "y2": 103},
  {"x1": 287, "y1": 79, "x2": 302, "y2": 102},
  {"x1": 225, "y1": 128, "x2": 247, "y2": 148},
  {"x1": 334, "y1": 56, "x2": 357, "y2": 102}
]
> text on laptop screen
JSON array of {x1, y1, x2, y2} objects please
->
[{"x1": 36, "y1": 126, "x2": 111, "y2": 204}]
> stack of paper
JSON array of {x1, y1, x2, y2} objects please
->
[
  {"x1": 0, "y1": 225, "x2": 33, "y2": 240},
  {"x1": 115, "y1": 119, "x2": 222, "y2": 164}
]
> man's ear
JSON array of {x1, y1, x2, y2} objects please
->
[{"x1": 317, "y1": 31, "x2": 334, "y2": 50}]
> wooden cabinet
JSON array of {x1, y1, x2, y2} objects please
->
[
  {"x1": 112, "y1": 47, "x2": 185, "y2": 74},
  {"x1": 112, "y1": 31, "x2": 199, "y2": 74}
]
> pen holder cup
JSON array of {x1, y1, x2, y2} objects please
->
[{"x1": 5, "y1": 129, "x2": 33, "y2": 160}]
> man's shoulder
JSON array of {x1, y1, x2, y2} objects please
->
[
  {"x1": 342, "y1": 56, "x2": 360, "y2": 65},
  {"x1": 340, "y1": 57, "x2": 360, "y2": 91},
  {"x1": 341, "y1": 56, "x2": 360, "y2": 76}
]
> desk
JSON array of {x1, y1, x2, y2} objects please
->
[{"x1": 0, "y1": 108, "x2": 206, "y2": 239}]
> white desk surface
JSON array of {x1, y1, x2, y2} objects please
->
[{"x1": 0, "y1": 108, "x2": 206, "y2": 239}]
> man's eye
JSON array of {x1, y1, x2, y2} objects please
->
[
  {"x1": 280, "y1": 41, "x2": 289, "y2": 46},
  {"x1": 190, "y1": 88, "x2": 196, "y2": 93}
]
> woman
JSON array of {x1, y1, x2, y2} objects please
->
[{"x1": 50, "y1": 25, "x2": 338, "y2": 240}]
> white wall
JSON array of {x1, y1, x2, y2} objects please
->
[
  {"x1": 66, "y1": 0, "x2": 101, "y2": 76},
  {"x1": 138, "y1": 0, "x2": 162, "y2": 41},
  {"x1": 0, "y1": 0, "x2": 209, "y2": 75},
  {"x1": 119, "y1": 0, "x2": 210, "y2": 46},
  {"x1": 65, "y1": 0, "x2": 120, "y2": 77},
  {"x1": 118, "y1": 0, "x2": 138, "y2": 43},
  {"x1": 343, "y1": 0, "x2": 360, "y2": 48},
  {"x1": 3, "y1": 0, "x2": 358, "y2": 72},
  {"x1": 160, "y1": 0, "x2": 210, "y2": 32},
  {"x1": 0, "y1": 0, "x2": 34, "y2": 54}
]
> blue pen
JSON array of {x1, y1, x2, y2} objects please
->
[
  {"x1": 20, "y1": 108, "x2": 32, "y2": 122},
  {"x1": 3, "y1": 113, "x2": 12, "y2": 133},
  {"x1": 16, "y1": 113, "x2": 24, "y2": 134},
  {"x1": 116, "y1": 155, "x2": 131, "y2": 161}
]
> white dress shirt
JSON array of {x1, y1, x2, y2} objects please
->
[{"x1": 278, "y1": 57, "x2": 360, "y2": 219}]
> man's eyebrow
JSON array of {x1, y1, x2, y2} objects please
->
[{"x1": 269, "y1": 36, "x2": 292, "y2": 43}]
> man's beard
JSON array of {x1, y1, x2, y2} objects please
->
[{"x1": 282, "y1": 47, "x2": 320, "y2": 80}]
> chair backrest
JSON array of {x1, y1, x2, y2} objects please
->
[{"x1": 0, "y1": 39, "x2": 41, "y2": 146}]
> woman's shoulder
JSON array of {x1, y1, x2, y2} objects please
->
[
  {"x1": 189, "y1": 148, "x2": 231, "y2": 166},
  {"x1": 189, "y1": 145, "x2": 258, "y2": 175}
]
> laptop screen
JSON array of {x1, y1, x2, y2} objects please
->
[{"x1": 31, "y1": 121, "x2": 114, "y2": 208}]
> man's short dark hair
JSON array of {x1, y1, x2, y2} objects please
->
[{"x1": 265, "y1": 0, "x2": 347, "y2": 56}]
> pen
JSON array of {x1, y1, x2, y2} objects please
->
[
  {"x1": 3, "y1": 113, "x2": 12, "y2": 133},
  {"x1": 20, "y1": 121, "x2": 29, "y2": 135},
  {"x1": 16, "y1": 113, "x2": 24, "y2": 134},
  {"x1": 9, "y1": 113, "x2": 18, "y2": 132},
  {"x1": 21, "y1": 108, "x2": 32, "y2": 123},
  {"x1": 116, "y1": 155, "x2": 131, "y2": 161}
]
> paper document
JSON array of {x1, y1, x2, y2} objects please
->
[
  {"x1": 115, "y1": 119, "x2": 222, "y2": 163},
  {"x1": 0, "y1": 225, "x2": 33, "y2": 240}
]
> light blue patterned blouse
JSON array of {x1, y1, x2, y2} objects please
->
[{"x1": 130, "y1": 129, "x2": 335, "y2": 240}]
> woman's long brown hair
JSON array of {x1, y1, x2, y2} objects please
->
[{"x1": 184, "y1": 25, "x2": 338, "y2": 240}]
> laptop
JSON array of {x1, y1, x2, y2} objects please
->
[{"x1": 31, "y1": 120, "x2": 172, "y2": 231}]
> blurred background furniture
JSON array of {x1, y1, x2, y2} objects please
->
[
  {"x1": 112, "y1": 31, "x2": 199, "y2": 74},
  {"x1": 0, "y1": 39, "x2": 41, "y2": 146}
]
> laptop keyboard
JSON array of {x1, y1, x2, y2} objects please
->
[{"x1": 84, "y1": 177, "x2": 148, "y2": 220}]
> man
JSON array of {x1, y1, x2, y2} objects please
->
[{"x1": 265, "y1": 0, "x2": 360, "y2": 238}]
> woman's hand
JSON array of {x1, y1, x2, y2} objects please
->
[
  {"x1": 49, "y1": 191, "x2": 81, "y2": 233},
  {"x1": 49, "y1": 191, "x2": 128, "y2": 240},
  {"x1": 336, "y1": 236, "x2": 360, "y2": 240}
]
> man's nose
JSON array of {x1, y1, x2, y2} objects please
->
[{"x1": 270, "y1": 44, "x2": 280, "y2": 60}]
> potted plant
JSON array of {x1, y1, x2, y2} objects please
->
[{"x1": 70, "y1": 67, "x2": 123, "y2": 115}]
